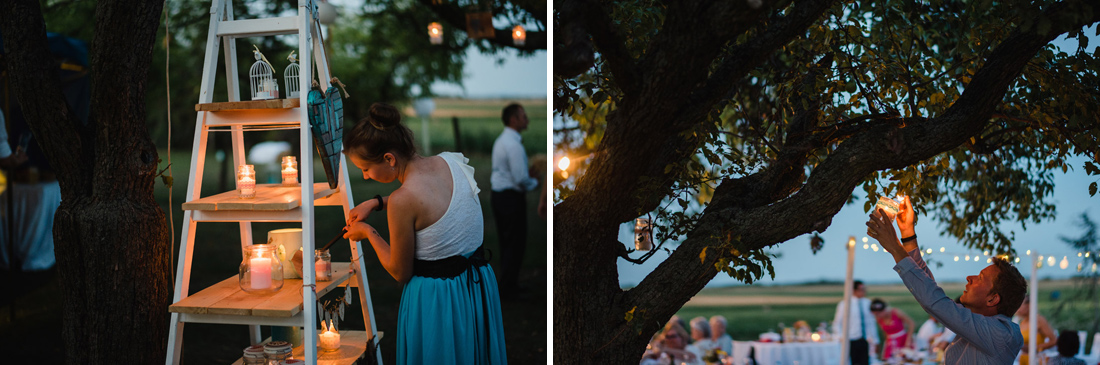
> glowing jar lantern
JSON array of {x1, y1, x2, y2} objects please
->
[
  {"x1": 319, "y1": 319, "x2": 341, "y2": 352},
  {"x1": 281, "y1": 156, "x2": 298, "y2": 186},
  {"x1": 428, "y1": 22, "x2": 443, "y2": 45},
  {"x1": 237, "y1": 164, "x2": 256, "y2": 199},
  {"x1": 239, "y1": 244, "x2": 284, "y2": 294},
  {"x1": 512, "y1": 25, "x2": 526, "y2": 46}
]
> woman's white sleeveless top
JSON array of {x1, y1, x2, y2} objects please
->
[{"x1": 413, "y1": 152, "x2": 484, "y2": 260}]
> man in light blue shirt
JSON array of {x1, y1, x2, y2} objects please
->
[
  {"x1": 491, "y1": 103, "x2": 539, "y2": 299},
  {"x1": 867, "y1": 196, "x2": 1026, "y2": 365}
]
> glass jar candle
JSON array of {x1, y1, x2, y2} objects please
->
[
  {"x1": 240, "y1": 244, "x2": 284, "y2": 294},
  {"x1": 281, "y1": 156, "x2": 298, "y2": 186},
  {"x1": 237, "y1": 164, "x2": 256, "y2": 199},
  {"x1": 315, "y1": 249, "x2": 332, "y2": 282},
  {"x1": 263, "y1": 341, "x2": 293, "y2": 365}
]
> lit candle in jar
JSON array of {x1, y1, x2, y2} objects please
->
[
  {"x1": 281, "y1": 156, "x2": 298, "y2": 185},
  {"x1": 237, "y1": 164, "x2": 256, "y2": 198},
  {"x1": 512, "y1": 25, "x2": 526, "y2": 46},
  {"x1": 428, "y1": 22, "x2": 443, "y2": 45},
  {"x1": 250, "y1": 257, "x2": 272, "y2": 290},
  {"x1": 319, "y1": 319, "x2": 340, "y2": 352}
]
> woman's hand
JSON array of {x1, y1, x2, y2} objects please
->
[
  {"x1": 343, "y1": 221, "x2": 377, "y2": 242},
  {"x1": 346, "y1": 200, "x2": 377, "y2": 226}
]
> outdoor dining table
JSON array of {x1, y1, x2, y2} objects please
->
[{"x1": 730, "y1": 340, "x2": 841, "y2": 365}]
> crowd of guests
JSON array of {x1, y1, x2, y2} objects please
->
[{"x1": 640, "y1": 315, "x2": 732, "y2": 365}]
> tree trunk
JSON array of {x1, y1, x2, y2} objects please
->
[{"x1": 1, "y1": 0, "x2": 170, "y2": 363}]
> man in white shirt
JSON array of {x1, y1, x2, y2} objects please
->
[
  {"x1": 833, "y1": 280, "x2": 879, "y2": 365},
  {"x1": 490, "y1": 103, "x2": 539, "y2": 299}
]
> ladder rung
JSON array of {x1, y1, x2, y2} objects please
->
[{"x1": 217, "y1": 16, "x2": 301, "y2": 38}]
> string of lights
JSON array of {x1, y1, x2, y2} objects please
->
[{"x1": 851, "y1": 236, "x2": 1098, "y2": 272}]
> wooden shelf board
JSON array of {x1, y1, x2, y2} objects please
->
[
  {"x1": 182, "y1": 183, "x2": 338, "y2": 211},
  {"x1": 170, "y1": 262, "x2": 353, "y2": 318},
  {"x1": 196, "y1": 98, "x2": 300, "y2": 111},
  {"x1": 230, "y1": 330, "x2": 381, "y2": 365}
]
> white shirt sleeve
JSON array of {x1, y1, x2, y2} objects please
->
[{"x1": 506, "y1": 139, "x2": 538, "y2": 191}]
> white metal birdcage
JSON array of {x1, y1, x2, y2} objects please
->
[
  {"x1": 284, "y1": 51, "x2": 301, "y2": 99},
  {"x1": 250, "y1": 47, "x2": 278, "y2": 100}
]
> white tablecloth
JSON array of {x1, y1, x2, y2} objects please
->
[{"x1": 731, "y1": 341, "x2": 841, "y2": 365}]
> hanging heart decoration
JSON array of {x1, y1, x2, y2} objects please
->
[{"x1": 307, "y1": 78, "x2": 347, "y2": 189}]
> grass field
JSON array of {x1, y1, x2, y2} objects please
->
[{"x1": 675, "y1": 279, "x2": 1100, "y2": 353}]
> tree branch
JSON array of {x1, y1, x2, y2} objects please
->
[{"x1": 416, "y1": 0, "x2": 546, "y2": 50}]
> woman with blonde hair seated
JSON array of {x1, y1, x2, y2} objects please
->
[{"x1": 641, "y1": 322, "x2": 703, "y2": 365}]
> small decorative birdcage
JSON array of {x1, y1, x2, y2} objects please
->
[
  {"x1": 249, "y1": 45, "x2": 278, "y2": 100},
  {"x1": 284, "y1": 51, "x2": 301, "y2": 99}
]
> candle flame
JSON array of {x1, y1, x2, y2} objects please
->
[{"x1": 322, "y1": 319, "x2": 328, "y2": 332}]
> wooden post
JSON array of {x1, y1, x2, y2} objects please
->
[
  {"x1": 451, "y1": 116, "x2": 462, "y2": 152},
  {"x1": 840, "y1": 236, "x2": 855, "y2": 365},
  {"x1": 1029, "y1": 252, "x2": 1038, "y2": 365}
]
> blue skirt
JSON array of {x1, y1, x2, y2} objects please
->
[{"x1": 397, "y1": 251, "x2": 508, "y2": 364}]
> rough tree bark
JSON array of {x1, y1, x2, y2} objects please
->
[
  {"x1": 0, "y1": 0, "x2": 170, "y2": 364},
  {"x1": 553, "y1": 0, "x2": 1100, "y2": 363}
]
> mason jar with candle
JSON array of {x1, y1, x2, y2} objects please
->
[
  {"x1": 281, "y1": 156, "x2": 298, "y2": 186},
  {"x1": 263, "y1": 341, "x2": 293, "y2": 365},
  {"x1": 315, "y1": 249, "x2": 332, "y2": 282},
  {"x1": 240, "y1": 244, "x2": 284, "y2": 294},
  {"x1": 237, "y1": 164, "x2": 257, "y2": 199}
]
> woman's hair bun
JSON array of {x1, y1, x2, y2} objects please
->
[{"x1": 368, "y1": 103, "x2": 401, "y2": 130}]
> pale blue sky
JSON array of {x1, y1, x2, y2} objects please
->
[{"x1": 617, "y1": 27, "x2": 1099, "y2": 288}]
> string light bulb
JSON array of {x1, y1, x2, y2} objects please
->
[
  {"x1": 863, "y1": 244, "x2": 869, "y2": 250},
  {"x1": 1060, "y1": 256, "x2": 1069, "y2": 269},
  {"x1": 926, "y1": 248, "x2": 933, "y2": 254},
  {"x1": 862, "y1": 237, "x2": 868, "y2": 243},
  {"x1": 1027, "y1": 250, "x2": 1032, "y2": 255},
  {"x1": 871, "y1": 244, "x2": 879, "y2": 252},
  {"x1": 954, "y1": 256, "x2": 960, "y2": 262},
  {"x1": 940, "y1": 247, "x2": 945, "y2": 253},
  {"x1": 558, "y1": 156, "x2": 571, "y2": 171}
]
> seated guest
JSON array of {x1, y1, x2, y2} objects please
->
[
  {"x1": 1016, "y1": 297, "x2": 1057, "y2": 365},
  {"x1": 710, "y1": 315, "x2": 733, "y2": 355},
  {"x1": 915, "y1": 317, "x2": 942, "y2": 352},
  {"x1": 690, "y1": 316, "x2": 716, "y2": 352},
  {"x1": 1047, "y1": 330, "x2": 1085, "y2": 365},
  {"x1": 640, "y1": 322, "x2": 703, "y2": 365}
]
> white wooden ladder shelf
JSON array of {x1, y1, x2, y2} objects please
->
[{"x1": 165, "y1": 0, "x2": 382, "y2": 364}]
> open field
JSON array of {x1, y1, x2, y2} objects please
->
[{"x1": 675, "y1": 279, "x2": 1100, "y2": 353}]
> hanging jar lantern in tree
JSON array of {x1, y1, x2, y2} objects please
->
[
  {"x1": 249, "y1": 45, "x2": 278, "y2": 100},
  {"x1": 428, "y1": 22, "x2": 443, "y2": 45},
  {"x1": 512, "y1": 25, "x2": 526, "y2": 46},
  {"x1": 284, "y1": 51, "x2": 300, "y2": 99}
]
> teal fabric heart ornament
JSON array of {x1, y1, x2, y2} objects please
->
[{"x1": 307, "y1": 82, "x2": 345, "y2": 189}]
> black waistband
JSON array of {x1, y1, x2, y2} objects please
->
[{"x1": 412, "y1": 246, "x2": 489, "y2": 278}]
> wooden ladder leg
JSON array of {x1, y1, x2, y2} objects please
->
[{"x1": 337, "y1": 155, "x2": 383, "y2": 363}]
